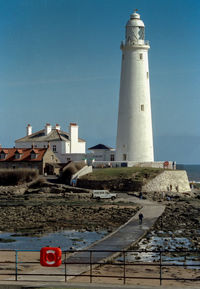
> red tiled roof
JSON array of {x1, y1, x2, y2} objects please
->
[
  {"x1": 0, "y1": 148, "x2": 48, "y2": 162},
  {"x1": 1, "y1": 149, "x2": 9, "y2": 154},
  {"x1": 16, "y1": 149, "x2": 23, "y2": 154}
]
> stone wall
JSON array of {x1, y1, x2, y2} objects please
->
[
  {"x1": 142, "y1": 170, "x2": 191, "y2": 193},
  {"x1": 0, "y1": 161, "x2": 43, "y2": 174}
]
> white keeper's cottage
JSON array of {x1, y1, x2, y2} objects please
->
[{"x1": 15, "y1": 123, "x2": 86, "y2": 163}]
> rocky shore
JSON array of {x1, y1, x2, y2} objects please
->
[
  {"x1": 0, "y1": 181, "x2": 200, "y2": 247},
  {"x1": 153, "y1": 199, "x2": 200, "y2": 249},
  {"x1": 130, "y1": 190, "x2": 200, "y2": 251},
  {"x1": 0, "y1": 183, "x2": 140, "y2": 236}
]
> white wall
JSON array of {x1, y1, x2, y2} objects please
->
[
  {"x1": 16, "y1": 123, "x2": 86, "y2": 163},
  {"x1": 69, "y1": 124, "x2": 86, "y2": 154},
  {"x1": 59, "y1": 153, "x2": 86, "y2": 163},
  {"x1": 89, "y1": 150, "x2": 115, "y2": 162},
  {"x1": 62, "y1": 141, "x2": 70, "y2": 154},
  {"x1": 26, "y1": 125, "x2": 32, "y2": 136},
  {"x1": 77, "y1": 142, "x2": 86, "y2": 154},
  {"x1": 45, "y1": 124, "x2": 52, "y2": 135}
]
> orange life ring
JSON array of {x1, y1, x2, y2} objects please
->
[{"x1": 164, "y1": 161, "x2": 169, "y2": 167}]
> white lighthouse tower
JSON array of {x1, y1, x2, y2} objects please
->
[{"x1": 116, "y1": 11, "x2": 154, "y2": 162}]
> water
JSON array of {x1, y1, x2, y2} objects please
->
[
  {"x1": 177, "y1": 164, "x2": 200, "y2": 182},
  {"x1": 0, "y1": 230, "x2": 107, "y2": 251},
  {"x1": 119, "y1": 231, "x2": 200, "y2": 269}
]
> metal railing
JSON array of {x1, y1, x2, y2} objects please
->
[{"x1": 0, "y1": 249, "x2": 199, "y2": 285}]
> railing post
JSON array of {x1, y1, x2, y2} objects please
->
[
  {"x1": 90, "y1": 251, "x2": 93, "y2": 283},
  {"x1": 65, "y1": 251, "x2": 67, "y2": 282},
  {"x1": 159, "y1": 251, "x2": 162, "y2": 286},
  {"x1": 123, "y1": 251, "x2": 126, "y2": 285},
  {"x1": 15, "y1": 250, "x2": 18, "y2": 281}
]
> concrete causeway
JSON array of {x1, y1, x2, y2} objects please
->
[{"x1": 64, "y1": 201, "x2": 165, "y2": 278}]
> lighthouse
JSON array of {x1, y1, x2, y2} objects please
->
[{"x1": 116, "y1": 11, "x2": 154, "y2": 162}]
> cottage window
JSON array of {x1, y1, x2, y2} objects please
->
[
  {"x1": 53, "y1": 145, "x2": 57, "y2": 152},
  {"x1": 31, "y1": 153, "x2": 37, "y2": 159},
  {"x1": 15, "y1": 152, "x2": 21, "y2": 159},
  {"x1": 0, "y1": 152, "x2": 6, "y2": 159}
]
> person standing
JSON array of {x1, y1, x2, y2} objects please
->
[{"x1": 139, "y1": 213, "x2": 144, "y2": 224}]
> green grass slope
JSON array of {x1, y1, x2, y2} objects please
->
[{"x1": 81, "y1": 167, "x2": 164, "y2": 181}]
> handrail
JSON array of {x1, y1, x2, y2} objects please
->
[{"x1": 0, "y1": 249, "x2": 199, "y2": 285}]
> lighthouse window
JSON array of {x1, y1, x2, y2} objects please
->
[
  {"x1": 110, "y1": 154, "x2": 115, "y2": 161},
  {"x1": 139, "y1": 53, "x2": 143, "y2": 60},
  {"x1": 147, "y1": 72, "x2": 149, "y2": 79},
  {"x1": 139, "y1": 27, "x2": 145, "y2": 40},
  {"x1": 123, "y1": 154, "x2": 127, "y2": 161},
  {"x1": 141, "y1": 105, "x2": 144, "y2": 111}
]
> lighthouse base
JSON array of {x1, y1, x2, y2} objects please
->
[{"x1": 91, "y1": 161, "x2": 176, "y2": 170}]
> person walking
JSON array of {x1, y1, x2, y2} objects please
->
[
  {"x1": 139, "y1": 213, "x2": 144, "y2": 224},
  {"x1": 139, "y1": 192, "x2": 143, "y2": 199}
]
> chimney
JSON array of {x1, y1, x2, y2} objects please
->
[
  {"x1": 69, "y1": 123, "x2": 78, "y2": 153},
  {"x1": 45, "y1": 123, "x2": 52, "y2": 135},
  {"x1": 26, "y1": 124, "x2": 32, "y2": 136},
  {"x1": 55, "y1": 124, "x2": 61, "y2": 130}
]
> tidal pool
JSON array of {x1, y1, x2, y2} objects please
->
[
  {"x1": 118, "y1": 231, "x2": 200, "y2": 269},
  {"x1": 0, "y1": 230, "x2": 107, "y2": 251}
]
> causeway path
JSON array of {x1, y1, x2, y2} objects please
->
[
  {"x1": 16, "y1": 196, "x2": 165, "y2": 282},
  {"x1": 65, "y1": 197, "x2": 165, "y2": 270}
]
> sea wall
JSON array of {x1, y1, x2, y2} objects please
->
[{"x1": 142, "y1": 170, "x2": 191, "y2": 193}]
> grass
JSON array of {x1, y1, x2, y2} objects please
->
[{"x1": 81, "y1": 167, "x2": 164, "y2": 181}]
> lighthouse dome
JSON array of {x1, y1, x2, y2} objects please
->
[{"x1": 126, "y1": 12, "x2": 145, "y2": 28}]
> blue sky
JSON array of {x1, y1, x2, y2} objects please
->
[{"x1": 0, "y1": 0, "x2": 200, "y2": 164}]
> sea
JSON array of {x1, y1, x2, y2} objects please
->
[{"x1": 176, "y1": 164, "x2": 200, "y2": 182}]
